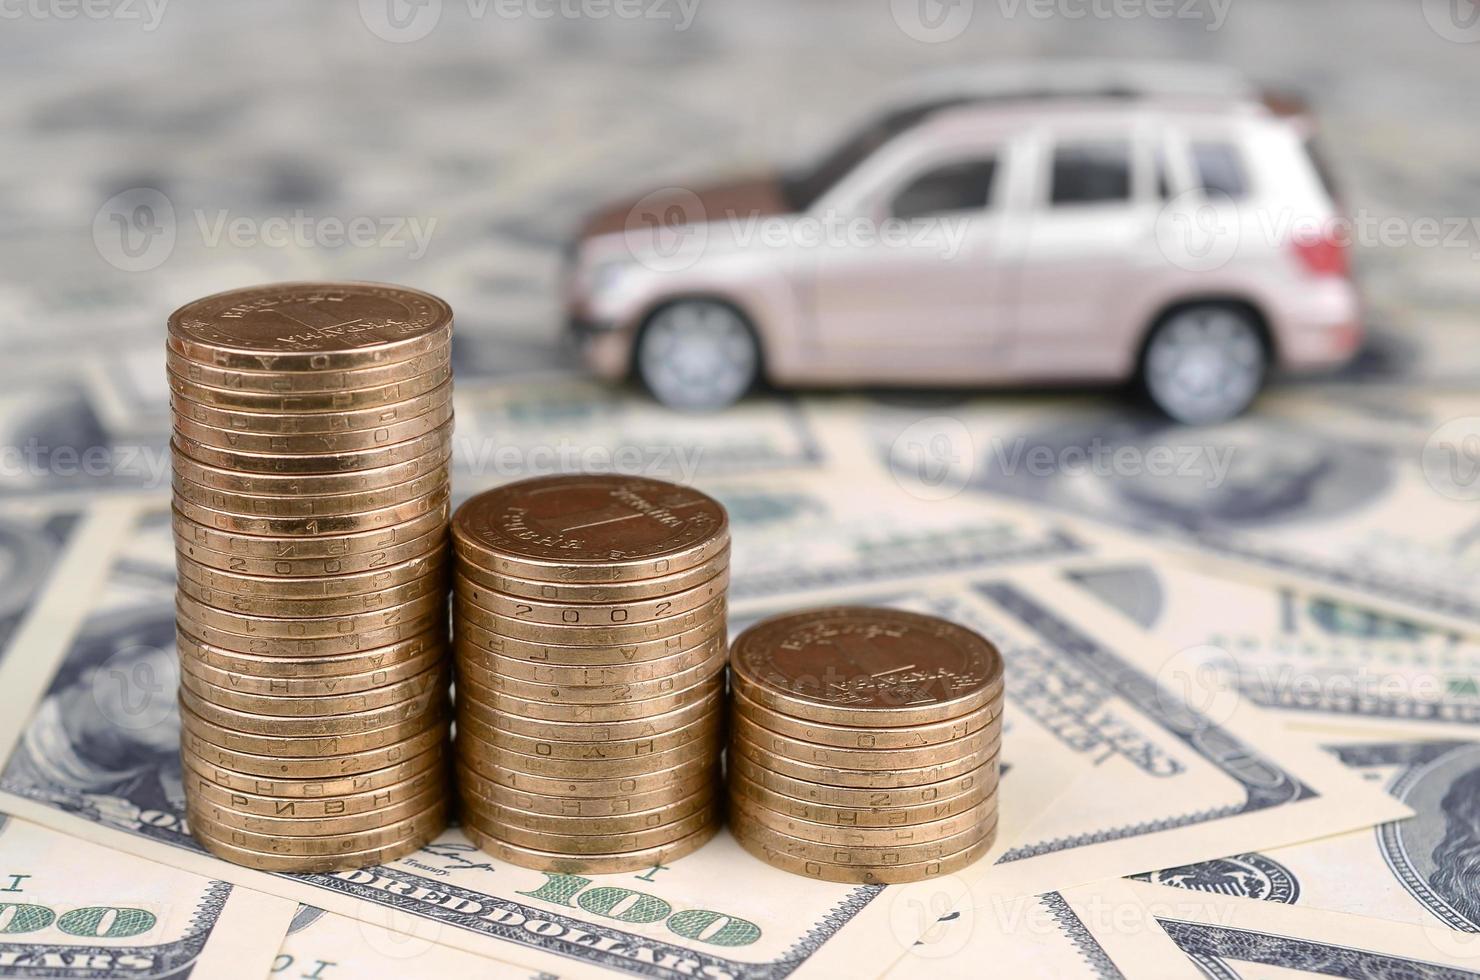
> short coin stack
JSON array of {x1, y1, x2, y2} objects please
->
[
  {"x1": 727, "y1": 607, "x2": 1004, "y2": 884},
  {"x1": 169, "y1": 282, "x2": 456, "y2": 872},
  {"x1": 451, "y1": 474, "x2": 730, "y2": 872}
]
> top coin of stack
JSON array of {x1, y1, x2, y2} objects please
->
[
  {"x1": 168, "y1": 282, "x2": 456, "y2": 873},
  {"x1": 727, "y1": 607, "x2": 1004, "y2": 884},
  {"x1": 450, "y1": 474, "x2": 730, "y2": 873}
]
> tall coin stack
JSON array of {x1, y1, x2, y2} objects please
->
[
  {"x1": 727, "y1": 608, "x2": 1004, "y2": 884},
  {"x1": 169, "y1": 282, "x2": 456, "y2": 872},
  {"x1": 450, "y1": 475, "x2": 729, "y2": 872}
]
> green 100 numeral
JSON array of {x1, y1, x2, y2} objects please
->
[
  {"x1": 519, "y1": 874, "x2": 760, "y2": 947},
  {"x1": 0, "y1": 904, "x2": 157, "y2": 938}
]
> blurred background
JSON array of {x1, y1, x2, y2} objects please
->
[{"x1": 0, "y1": 0, "x2": 1477, "y2": 499}]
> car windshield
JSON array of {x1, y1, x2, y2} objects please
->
[{"x1": 780, "y1": 100, "x2": 964, "y2": 211}]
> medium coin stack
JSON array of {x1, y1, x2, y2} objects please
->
[
  {"x1": 727, "y1": 607, "x2": 1004, "y2": 884},
  {"x1": 168, "y1": 282, "x2": 456, "y2": 873},
  {"x1": 450, "y1": 474, "x2": 730, "y2": 872}
]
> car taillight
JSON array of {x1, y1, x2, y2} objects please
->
[{"x1": 1291, "y1": 232, "x2": 1349, "y2": 279}]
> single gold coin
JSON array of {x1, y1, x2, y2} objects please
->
[
  {"x1": 180, "y1": 683, "x2": 446, "y2": 738},
  {"x1": 191, "y1": 816, "x2": 442, "y2": 873},
  {"x1": 456, "y1": 745, "x2": 716, "y2": 799},
  {"x1": 177, "y1": 605, "x2": 445, "y2": 659},
  {"x1": 171, "y1": 466, "x2": 448, "y2": 520},
  {"x1": 180, "y1": 721, "x2": 448, "y2": 780},
  {"x1": 463, "y1": 820, "x2": 716, "y2": 874},
  {"x1": 452, "y1": 475, "x2": 728, "y2": 583},
  {"x1": 185, "y1": 757, "x2": 447, "y2": 817},
  {"x1": 173, "y1": 399, "x2": 453, "y2": 455},
  {"x1": 171, "y1": 420, "x2": 451, "y2": 475},
  {"x1": 729, "y1": 817, "x2": 996, "y2": 885},
  {"x1": 731, "y1": 688, "x2": 999, "y2": 750},
  {"x1": 457, "y1": 632, "x2": 723, "y2": 686},
  {"x1": 176, "y1": 549, "x2": 445, "y2": 601},
  {"x1": 457, "y1": 727, "x2": 720, "y2": 780},
  {"x1": 171, "y1": 503, "x2": 448, "y2": 559},
  {"x1": 727, "y1": 748, "x2": 999, "y2": 809},
  {"x1": 176, "y1": 589, "x2": 447, "y2": 639},
  {"x1": 187, "y1": 799, "x2": 448, "y2": 857},
  {"x1": 166, "y1": 359, "x2": 451, "y2": 413},
  {"x1": 729, "y1": 807, "x2": 994, "y2": 867},
  {"x1": 165, "y1": 342, "x2": 450, "y2": 396},
  {"x1": 456, "y1": 673, "x2": 722, "y2": 724},
  {"x1": 188, "y1": 782, "x2": 446, "y2": 837},
  {"x1": 180, "y1": 701, "x2": 445, "y2": 757},
  {"x1": 182, "y1": 742, "x2": 446, "y2": 798},
  {"x1": 456, "y1": 645, "x2": 725, "y2": 704},
  {"x1": 731, "y1": 712, "x2": 1002, "y2": 771},
  {"x1": 454, "y1": 593, "x2": 725, "y2": 646},
  {"x1": 455, "y1": 567, "x2": 728, "y2": 627},
  {"x1": 463, "y1": 797, "x2": 718, "y2": 855},
  {"x1": 174, "y1": 482, "x2": 449, "y2": 537},
  {"x1": 170, "y1": 381, "x2": 452, "y2": 434},
  {"x1": 176, "y1": 565, "x2": 446, "y2": 619},
  {"x1": 167, "y1": 282, "x2": 453, "y2": 372},
  {"x1": 730, "y1": 791, "x2": 996, "y2": 848},
  {"x1": 453, "y1": 611, "x2": 724, "y2": 667},
  {"x1": 454, "y1": 708, "x2": 719, "y2": 761},
  {"x1": 172, "y1": 438, "x2": 450, "y2": 498},
  {"x1": 179, "y1": 638, "x2": 445, "y2": 693},
  {"x1": 454, "y1": 760, "x2": 716, "y2": 818},
  {"x1": 459, "y1": 781, "x2": 717, "y2": 837},
  {"x1": 180, "y1": 661, "x2": 449, "y2": 717},
  {"x1": 176, "y1": 527, "x2": 446, "y2": 580},
  {"x1": 729, "y1": 733, "x2": 982, "y2": 788},
  {"x1": 729, "y1": 768, "x2": 992, "y2": 829},
  {"x1": 457, "y1": 548, "x2": 729, "y2": 603},
  {"x1": 731, "y1": 607, "x2": 1005, "y2": 728},
  {"x1": 456, "y1": 684, "x2": 722, "y2": 743}
]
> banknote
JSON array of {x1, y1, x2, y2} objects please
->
[
  {"x1": 0, "y1": 809, "x2": 294, "y2": 980},
  {"x1": 1061, "y1": 559, "x2": 1480, "y2": 738},
  {"x1": 1133, "y1": 731, "x2": 1480, "y2": 937},
  {"x1": 888, "y1": 878, "x2": 1204, "y2": 980},
  {"x1": 1121, "y1": 879, "x2": 1480, "y2": 978},
  {"x1": 274, "y1": 905, "x2": 557, "y2": 980},
  {"x1": 811, "y1": 392, "x2": 1480, "y2": 635}
]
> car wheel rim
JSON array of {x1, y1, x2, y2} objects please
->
[
  {"x1": 1146, "y1": 309, "x2": 1265, "y2": 424},
  {"x1": 639, "y1": 303, "x2": 756, "y2": 410}
]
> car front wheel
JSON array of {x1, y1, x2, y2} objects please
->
[
  {"x1": 635, "y1": 301, "x2": 760, "y2": 411},
  {"x1": 1140, "y1": 304, "x2": 1268, "y2": 424}
]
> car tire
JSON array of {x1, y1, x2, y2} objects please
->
[
  {"x1": 1139, "y1": 304, "x2": 1269, "y2": 425},
  {"x1": 634, "y1": 300, "x2": 761, "y2": 411}
]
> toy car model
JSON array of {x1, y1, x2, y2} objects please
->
[{"x1": 564, "y1": 63, "x2": 1362, "y2": 424}]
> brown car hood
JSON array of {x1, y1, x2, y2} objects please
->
[{"x1": 576, "y1": 175, "x2": 792, "y2": 241}]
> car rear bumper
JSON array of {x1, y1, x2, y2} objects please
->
[{"x1": 1273, "y1": 279, "x2": 1365, "y2": 371}]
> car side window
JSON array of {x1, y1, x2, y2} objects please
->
[
  {"x1": 1191, "y1": 140, "x2": 1249, "y2": 199},
  {"x1": 1050, "y1": 140, "x2": 1132, "y2": 206},
  {"x1": 890, "y1": 157, "x2": 997, "y2": 220}
]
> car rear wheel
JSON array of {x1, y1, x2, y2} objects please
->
[
  {"x1": 1140, "y1": 304, "x2": 1268, "y2": 424},
  {"x1": 635, "y1": 301, "x2": 760, "y2": 411}
]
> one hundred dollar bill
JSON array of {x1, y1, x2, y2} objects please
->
[{"x1": 0, "y1": 810, "x2": 294, "y2": 980}]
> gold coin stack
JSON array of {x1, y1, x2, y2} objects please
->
[
  {"x1": 727, "y1": 607, "x2": 1004, "y2": 884},
  {"x1": 450, "y1": 474, "x2": 730, "y2": 872},
  {"x1": 168, "y1": 282, "x2": 456, "y2": 873}
]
